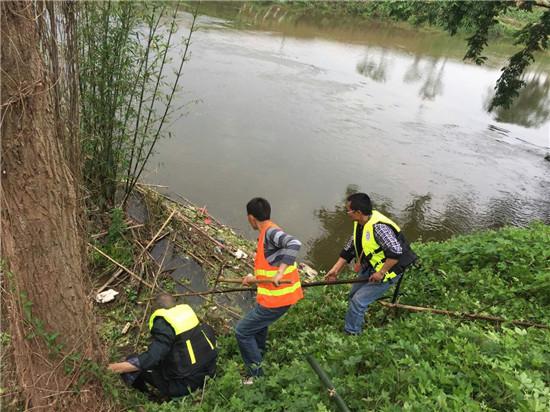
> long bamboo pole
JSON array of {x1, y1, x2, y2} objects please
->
[
  {"x1": 90, "y1": 244, "x2": 160, "y2": 291},
  {"x1": 378, "y1": 301, "x2": 548, "y2": 329},
  {"x1": 159, "y1": 279, "x2": 548, "y2": 329},
  {"x1": 95, "y1": 210, "x2": 176, "y2": 293},
  {"x1": 163, "y1": 277, "x2": 378, "y2": 298}
]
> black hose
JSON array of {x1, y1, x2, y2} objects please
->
[{"x1": 306, "y1": 354, "x2": 351, "y2": 412}]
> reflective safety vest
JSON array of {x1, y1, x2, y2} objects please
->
[
  {"x1": 353, "y1": 210, "x2": 404, "y2": 282},
  {"x1": 254, "y1": 221, "x2": 303, "y2": 308},
  {"x1": 149, "y1": 304, "x2": 216, "y2": 376}
]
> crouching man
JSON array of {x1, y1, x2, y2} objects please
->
[{"x1": 108, "y1": 294, "x2": 217, "y2": 399}]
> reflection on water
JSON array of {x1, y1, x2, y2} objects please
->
[
  {"x1": 358, "y1": 52, "x2": 447, "y2": 100},
  {"x1": 356, "y1": 49, "x2": 389, "y2": 83},
  {"x1": 307, "y1": 186, "x2": 550, "y2": 269},
  {"x1": 486, "y1": 73, "x2": 550, "y2": 129},
  {"x1": 417, "y1": 58, "x2": 446, "y2": 100}
]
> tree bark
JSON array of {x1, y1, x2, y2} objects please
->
[{"x1": 1, "y1": 1, "x2": 101, "y2": 409}]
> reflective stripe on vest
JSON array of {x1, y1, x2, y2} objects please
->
[
  {"x1": 186, "y1": 340, "x2": 196, "y2": 364},
  {"x1": 255, "y1": 264, "x2": 298, "y2": 278},
  {"x1": 202, "y1": 330, "x2": 215, "y2": 350},
  {"x1": 148, "y1": 304, "x2": 199, "y2": 335},
  {"x1": 254, "y1": 221, "x2": 303, "y2": 308},
  {"x1": 353, "y1": 210, "x2": 401, "y2": 282}
]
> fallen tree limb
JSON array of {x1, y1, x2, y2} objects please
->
[
  {"x1": 156, "y1": 279, "x2": 548, "y2": 329},
  {"x1": 157, "y1": 277, "x2": 382, "y2": 298},
  {"x1": 89, "y1": 244, "x2": 163, "y2": 292},
  {"x1": 134, "y1": 234, "x2": 174, "y2": 349},
  {"x1": 171, "y1": 208, "x2": 255, "y2": 270},
  {"x1": 171, "y1": 277, "x2": 241, "y2": 320},
  {"x1": 378, "y1": 301, "x2": 549, "y2": 329},
  {"x1": 94, "y1": 210, "x2": 175, "y2": 293}
]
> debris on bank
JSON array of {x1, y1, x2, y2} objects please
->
[{"x1": 90, "y1": 183, "x2": 322, "y2": 351}]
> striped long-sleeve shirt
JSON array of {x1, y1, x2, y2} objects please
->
[{"x1": 263, "y1": 227, "x2": 302, "y2": 266}]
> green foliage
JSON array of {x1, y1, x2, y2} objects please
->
[
  {"x1": 20, "y1": 291, "x2": 65, "y2": 355},
  {"x1": 108, "y1": 224, "x2": 549, "y2": 410},
  {"x1": 91, "y1": 208, "x2": 134, "y2": 269},
  {"x1": 79, "y1": 2, "x2": 196, "y2": 209},
  {"x1": 491, "y1": 9, "x2": 550, "y2": 110}
]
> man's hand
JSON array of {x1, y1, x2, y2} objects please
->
[
  {"x1": 325, "y1": 258, "x2": 346, "y2": 282},
  {"x1": 273, "y1": 272, "x2": 284, "y2": 287},
  {"x1": 324, "y1": 268, "x2": 338, "y2": 282},
  {"x1": 107, "y1": 361, "x2": 139, "y2": 374},
  {"x1": 242, "y1": 273, "x2": 255, "y2": 286},
  {"x1": 368, "y1": 272, "x2": 385, "y2": 283}
]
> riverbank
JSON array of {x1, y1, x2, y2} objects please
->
[
  {"x1": 180, "y1": 1, "x2": 550, "y2": 67},
  {"x1": 239, "y1": 1, "x2": 547, "y2": 39},
  {"x1": 93, "y1": 186, "x2": 550, "y2": 411}
]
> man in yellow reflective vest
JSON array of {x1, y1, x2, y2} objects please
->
[
  {"x1": 237, "y1": 197, "x2": 303, "y2": 382},
  {"x1": 325, "y1": 193, "x2": 417, "y2": 334},
  {"x1": 108, "y1": 294, "x2": 217, "y2": 399}
]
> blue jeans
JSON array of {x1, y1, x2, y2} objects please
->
[
  {"x1": 344, "y1": 269, "x2": 402, "y2": 334},
  {"x1": 235, "y1": 304, "x2": 290, "y2": 377}
]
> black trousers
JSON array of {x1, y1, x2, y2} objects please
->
[{"x1": 132, "y1": 357, "x2": 217, "y2": 399}]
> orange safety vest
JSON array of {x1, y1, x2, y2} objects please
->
[{"x1": 254, "y1": 221, "x2": 303, "y2": 308}]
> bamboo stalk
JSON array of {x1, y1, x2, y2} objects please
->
[
  {"x1": 136, "y1": 185, "x2": 255, "y2": 270},
  {"x1": 123, "y1": 6, "x2": 200, "y2": 203},
  {"x1": 157, "y1": 277, "x2": 377, "y2": 298},
  {"x1": 90, "y1": 244, "x2": 161, "y2": 292},
  {"x1": 171, "y1": 277, "x2": 241, "y2": 320},
  {"x1": 378, "y1": 301, "x2": 549, "y2": 329},
  {"x1": 174, "y1": 191, "x2": 227, "y2": 228},
  {"x1": 173, "y1": 209, "x2": 227, "y2": 250},
  {"x1": 144, "y1": 209, "x2": 176, "y2": 250},
  {"x1": 91, "y1": 223, "x2": 144, "y2": 239},
  {"x1": 135, "y1": 233, "x2": 174, "y2": 349},
  {"x1": 172, "y1": 239, "x2": 218, "y2": 269},
  {"x1": 95, "y1": 211, "x2": 173, "y2": 293}
]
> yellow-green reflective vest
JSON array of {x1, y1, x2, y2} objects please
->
[
  {"x1": 353, "y1": 210, "x2": 401, "y2": 282},
  {"x1": 149, "y1": 304, "x2": 199, "y2": 335},
  {"x1": 148, "y1": 304, "x2": 216, "y2": 369}
]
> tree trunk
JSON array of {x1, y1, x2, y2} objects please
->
[{"x1": 1, "y1": 2, "x2": 102, "y2": 409}]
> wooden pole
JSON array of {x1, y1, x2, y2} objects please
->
[
  {"x1": 95, "y1": 210, "x2": 175, "y2": 293},
  {"x1": 159, "y1": 277, "x2": 377, "y2": 299},
  {"x1": 90, "y1": 244, "x2": 161, "y2": 291},
  {"x1": 378, "y1": 301, "x2": 549, "y2": 329}
]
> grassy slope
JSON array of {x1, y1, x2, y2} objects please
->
[{"x1": 126, "y1": 222, "x2": 550, "y2": 411}]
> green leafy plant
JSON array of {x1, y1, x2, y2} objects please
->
[{"x1": 101, "y1": 223, "x2": 549, "y2": 411}]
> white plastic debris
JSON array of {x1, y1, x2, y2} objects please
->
[
  {"x1": 299, "y1": 263, "x2": 318, "y2": 280},
  {"x1": 121, "y1": 322, "x2": 132, "y2": 335},
  {"x1": 234, "y1": 249, "x2": 248, "y2": 259},
  {"x1": 95, "y1": 289, "x2": 119, "y2": 303}
]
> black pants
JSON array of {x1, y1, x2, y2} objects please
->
[{"x1": 132, "y1": 357, "x2": 217, "y2": 399}]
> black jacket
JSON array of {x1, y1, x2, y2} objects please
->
[{"x1": 138, "y1": 317, "x2": 217, "y2": 380}]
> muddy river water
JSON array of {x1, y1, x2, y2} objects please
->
[{"x1": 148, "y1": 5, "x2": 550, "y2": 269}]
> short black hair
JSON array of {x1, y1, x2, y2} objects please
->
[
  {"x1": 347, "y1": 192, "x2": 372, "y2": 215},
  {"x1": 155, "y1": 293, "x2": 176, "y2": 309},
  {"x1": 246, "y1": 197, "x2": 271, "y2": 221}
]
